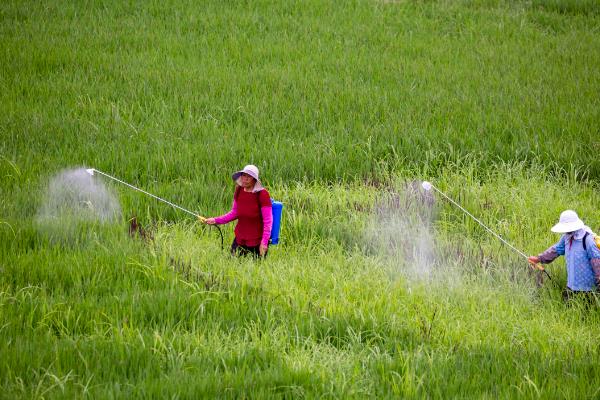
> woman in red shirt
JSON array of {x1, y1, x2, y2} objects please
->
[{"x1": 205, "y1": 165, "x2": 272, "y2": 257}]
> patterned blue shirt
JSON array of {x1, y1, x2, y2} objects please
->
[{"x1": 554, "y1": 234, "x2": 600, "y2": 291}]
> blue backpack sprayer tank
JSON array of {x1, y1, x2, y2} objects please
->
[{"x1": 270, "y1": 199, "x2": 283, "y2": 245}]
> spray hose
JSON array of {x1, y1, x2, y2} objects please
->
[
  {"x1": 421, "y1": 181, "x2": 553, "y2": 282},
  {"x1": 87, "y1": 168, "x2": 224, "y2": 250}
]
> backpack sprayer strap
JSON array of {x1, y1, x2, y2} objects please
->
[{"x1": 581, "y1": 232, "x2": 600, "y2": 252}]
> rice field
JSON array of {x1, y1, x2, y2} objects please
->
[{"x1": 1, "y1": 0, "x2": 600, "y2": 398}]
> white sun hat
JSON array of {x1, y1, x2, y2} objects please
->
[
  {"x1": 231, "y1": 164, "x2": 264, "y2": 192},
  {"x1": 551, "y1": 210, "x2": 585, "y2": 233}
]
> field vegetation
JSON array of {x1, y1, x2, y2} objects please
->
[{"x1": 1, "y1": 0, "x2": 600, "y2": 398}]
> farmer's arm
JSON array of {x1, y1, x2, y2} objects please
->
[
  {"x1": 260, "y1": 206, "x2": 273, "y2": 247},
  {"x1": 259, "y1": 191, "x2": 273, "y2": 255},
  {"x1": 584, "y1": 236, "x2": 600, "y2": 285},
  {"x1": 207, "y1": 198, "x2": 239, "y2": 225},
  {"x1": 592, "y1": 259, "x2": 600, "y2": 286},
  {"x1": 538, "y1": 246, "x2": 560, "y2": 264},
  {"x1": 530, "y1": 236, "x2": 565, "y2": 264}
]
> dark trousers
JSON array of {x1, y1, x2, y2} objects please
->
[
  {"x1": 562, "y1": 288, "x2": 599, "y2": 307},
  {"x1": 231, "y1": 238, "x2": 267, "y2": 258}
]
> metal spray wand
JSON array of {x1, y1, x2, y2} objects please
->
[
  {"x1": 86, "y1": 168, "x2": 223, "y2": 247},
  {"x1": 421, "y1": 181, "x2": 551, "y2": 281}
]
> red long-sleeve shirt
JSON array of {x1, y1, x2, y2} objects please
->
[{"x1": 214, "y1": 188, "x2": 272, "y2": 247}]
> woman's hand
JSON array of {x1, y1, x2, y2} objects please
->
[
  {"x1": 204, "y1": 218, "x2": 216, "y2": 225},
  {"x1": 528, "y1": 256, "x2": 540, "y2": 265},
  {"x1": 259, "y1": 244, "x2": 268, "y2": 256}
]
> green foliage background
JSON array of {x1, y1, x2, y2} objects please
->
[{"x1": 1, "y1": 0, "x2": 600, "y2": 398}]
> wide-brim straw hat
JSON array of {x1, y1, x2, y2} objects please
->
[
  {"x1": 551, "y1": 210, "x2": 585, "y2": 233},
  {"x1": 231, "y1": 164, "x2": 264, "y2": 192}
]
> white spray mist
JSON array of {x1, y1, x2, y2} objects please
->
[
  {"x1": 365, "y1": 180, "x2": 439, "y2": 282},
  {"x1": 36, "y1": 167, "x2": 122, "y2": 244}
]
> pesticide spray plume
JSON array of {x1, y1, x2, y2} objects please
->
[
  {"x1": 365, "y1": 180, "x2": 439, "y2": 284},
  {"x1": 36, "y1": 168, "x2": 122, "y2": 245},
  {"x1": 421, "y1": 180, "x2": 551, "y2": 279}
]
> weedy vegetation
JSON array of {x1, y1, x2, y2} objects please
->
[{"x1": 1, "y1": 0, "x2": 600, "y2": 398}]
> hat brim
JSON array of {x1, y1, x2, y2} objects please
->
[
  {"x1": 551, "y1": 220, "x2": 584, "y2": 233},
  {"x1": 235, "y1": 177, "x2": 264, "y2": 192},
  {"x1": 232, "y1": 171, "x2": 264, "y2": 193},
  {"x1": 232, "y1": 169, "x2": 259, "y2": 181}
]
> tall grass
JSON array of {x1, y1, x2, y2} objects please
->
[
  {"x1": 2, "y1": 168, "x2": 600, "y2": 398},
  {"x1": 2, "y1": 0, "x2": 600, "y2": 218},
  {"x1": 2, "y1": 0, "x2": 600, "y2": 398}
]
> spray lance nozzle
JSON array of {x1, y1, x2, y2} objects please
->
[{"x1": 85, "y1": 168, "x2": 95, "y2": 176}]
